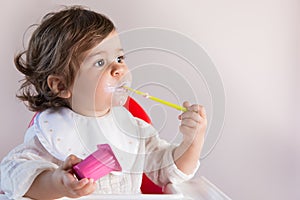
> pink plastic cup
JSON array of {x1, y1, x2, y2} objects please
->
[{"x1": 72, "y1": 144, "x2": 122, "y2": 181}]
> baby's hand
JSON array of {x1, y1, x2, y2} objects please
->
[
  {"x1": 178, "y1": 101, "x2": 207, "y2": 144},
  {"x1": 53, "y1": 155, "x2": 96, "y2": 198}
]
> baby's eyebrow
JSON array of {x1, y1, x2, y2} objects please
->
[
  {"x1": 87, "y1": 51, "x2": 107, "y2": 59},
  {"x1": 87, "y1": 48, "x2": 124, "y2": 59}
]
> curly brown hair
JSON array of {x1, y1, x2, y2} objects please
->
[{"x1": 15, "y1": 6, "x2": 115, "y2": 111}]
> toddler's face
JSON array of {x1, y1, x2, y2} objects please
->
[{"x1": 70, "y1": 31, "x2": 131, "y2": 116}]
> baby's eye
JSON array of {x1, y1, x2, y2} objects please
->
[
  {"x1": 95, "y1": 59, "x2": 106, "y2": 67},
  {"x1": 115, "y1": 55, "x2": 125, "y2": 64}
]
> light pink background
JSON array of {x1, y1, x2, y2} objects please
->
[{"x1": 0, "y1": 1, "x2": 299, "y2": 199}]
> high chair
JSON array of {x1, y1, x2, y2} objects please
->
[{"x1": 123, "y1": 97, "x2": 163, "y2": 194}]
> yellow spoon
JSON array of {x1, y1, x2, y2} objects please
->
[{"x1": 123, "y1": 86, "x2": 187, "y2": 112}]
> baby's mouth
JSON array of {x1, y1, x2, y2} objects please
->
[
  {"x1": 106, "y1": 81, "x2": 131, "y2": 93},
  {"x1": 114, "y1": 82, "x2": 128, "y2": 93}
]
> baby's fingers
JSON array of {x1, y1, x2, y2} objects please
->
[
  {"x1": 64, "y1": 177, "x2": 96, "y2": 197},
  {"x1": 73, "y1": 179, "x2": 96, "y2": 196},
  {"x1": 180, "y1": 111, "x2": 202, "y2": 123},
  {"x1": 178, "y1": 101, "x2": 192, "y2": 120},
  {"x1": 183, "y1": 101, "x2": 191, "y2": 109},
  {"x1": 61, "y1": 154, "x2": 82, "y2": 171},
  {"x1": 68, "y1": 178, "x2": 91, "y2": 190},
  {"x1": 181, "y1": 118, "x2": 199, "y2": 128},
  {"x1": 191, "y1": 104, "x2": 207, "y2": 119},
  {"x1": 186, "y1": 104, "x2": 207, "y2": 119}
]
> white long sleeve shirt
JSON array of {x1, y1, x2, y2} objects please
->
[{"x1": 0, "y1": 106, "x2": 199, "y2": 199}]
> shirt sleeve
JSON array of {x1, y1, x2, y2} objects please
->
[
  {"x1": 136, "y1": 118, "x2": 200, "y2": 186},
  {"x1": 0, "y1": 136, "x2": 60, "y2": 199}
]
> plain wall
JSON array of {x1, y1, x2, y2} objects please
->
[{"x1": 0, "y1": 0, "x2": 299, "y2": 199}]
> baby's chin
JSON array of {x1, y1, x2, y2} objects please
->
[{"x1": 111, "y1": 92, "x2": 129, "y2": 107}]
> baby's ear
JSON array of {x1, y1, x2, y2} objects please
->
[{"x1": 47, "y1": 75, "x2": 71, "y2": 99}]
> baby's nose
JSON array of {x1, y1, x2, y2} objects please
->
[{"x1": 111, "y1": 63, "x2": 128, "y2": 77}]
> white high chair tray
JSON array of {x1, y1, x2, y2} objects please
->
[
  {"x1": 62, "y1": 193, "x2": 184, "y2": 200},
  {"x1": 0, "y1": 176, "x2": 230, "y2": 200}
]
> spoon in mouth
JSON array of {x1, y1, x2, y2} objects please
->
[
  {"x1": 123, "y1": 86, "x2": 187, "y2": 112},
  {"x1": 106, "y1": 82, "x2": 130, "y2": 93}
]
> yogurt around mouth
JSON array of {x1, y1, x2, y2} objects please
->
[
  {"x1": 107, "y1": 81, "x2": 132, "y2": 106},
  {"x1": 105, "y1": 81, "x2": 131, "y2": 93}
]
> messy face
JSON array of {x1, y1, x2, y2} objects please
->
[{"x1": 70, "y1": 31, "x2": 132, "y2": 116}]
